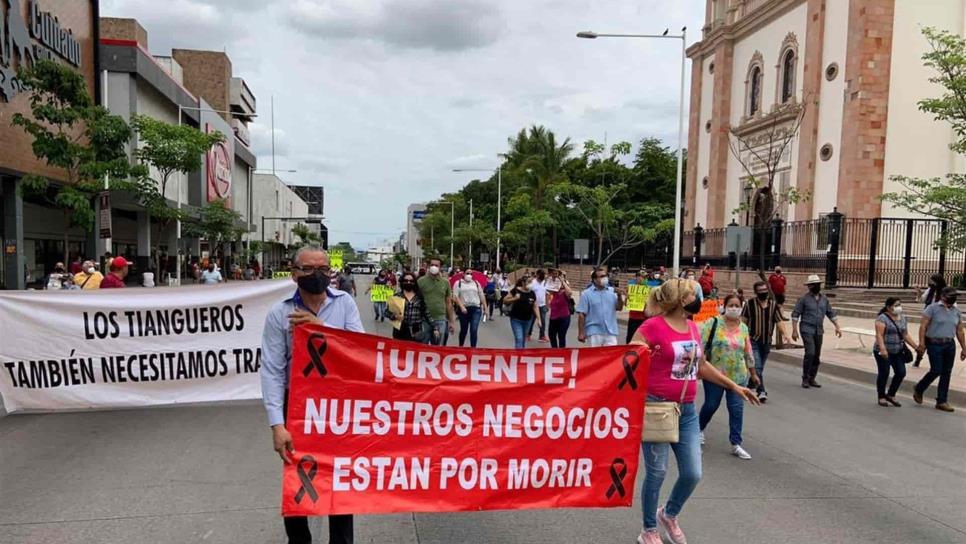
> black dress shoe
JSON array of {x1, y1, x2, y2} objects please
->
[
  {"x1": 808, "y1": 380, "x2": 822, "y2": 388},
  {"x1": 801, "y1": 379, "x2": 810, "y2": 389}
]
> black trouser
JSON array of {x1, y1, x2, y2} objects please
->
[
  {"x1": 626, "y1": 317, "x2": 645, "y2": 344},
  {"x1": 874, "y1": 351, "x2": 907, "y2": 398},
  {"x1": 801, "y1": 332, "x2": 823, "y2": 380},
  {"x1": 283, "y1": 394, "x2": 354, "y2": 544},
  {"x1": 548, "y1": 316, "x2": 571, "y2": 348}
]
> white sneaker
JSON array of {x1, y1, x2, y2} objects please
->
[
  {"x1": 699, "y1": 431, "x2": 705, "y2": 445},
  {"x1": 731, "y1": 444, "x2": 751, "y2": 460}
]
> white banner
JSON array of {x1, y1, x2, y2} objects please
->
[{"x1": 0, "y1": 280, "x2": 295, "y2": 413}]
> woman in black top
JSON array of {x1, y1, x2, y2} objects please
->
[
  {"x1": 503, "y1": 276, "x2": 541, "y2": 349},
  {"x1": 386, "y1": 272, "x2": 433, "y2": 343}
]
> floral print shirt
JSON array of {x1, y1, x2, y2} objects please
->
[{"x1": 700, "y1": 316, "x2": 753, "y2": 386}]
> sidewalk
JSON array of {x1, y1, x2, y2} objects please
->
[{"x1": 618, "y1": 312, "x2": 966, "y2": 407}]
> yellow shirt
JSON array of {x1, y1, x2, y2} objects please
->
[{"x1": 73, "y1": 271, "x2": 103, "y2": 289}]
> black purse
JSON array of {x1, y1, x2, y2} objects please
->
[{"x1": 883, "y1": 314, "x2": 914, "y2": 364}]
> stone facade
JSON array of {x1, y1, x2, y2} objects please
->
[
  {"x1": 835, "y1": 0, "x2": 895, "y2": 218},
  {"x1": 99, "y1": 16, "x2": 147, "y2": 49}
]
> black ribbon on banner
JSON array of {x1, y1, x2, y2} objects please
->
[
  {"x1": 303, "y1": 332, "x2": 328, "y2": 378},
  {"x1": 294, "y1": 455, "x2": 319, "y2": 504},
  {"x1": 606, "y1": 458, "x2": 628, "y2": 499},
  {"x1": 618, "y1": 351, "x2": 639, "y2": 390}
]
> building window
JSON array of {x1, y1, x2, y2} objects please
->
[
  {"x1": 820, "y1": 143, "x2": 834, "y2": 161},
  {"x1": 749, "y1": 66, "x2": 762, "y2": 116},
  {"x1": 776, "y1": 33, "x2": 800, "y2": 105},
  {"x1": 780, "y1": 49, "x2": 796, "y2": 103},
  {"x1": 825, "y1": 62, "x2": 839, "y2": 81}
]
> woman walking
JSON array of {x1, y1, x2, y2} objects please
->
[
  {"x1": 454, "y1": 269, "x2": 487, "y2": 347},
  {"x1": 873, "y1": 297, "x2": 917, "y2": 407},
  {"x1": 504, "y1": 277, "x2": 541, "y2": 349},
  {"x1": 386, "y1": 272, "x2": 433, "y2": 343},
  {"x1": 547, "y1": 278, "x2": 573, "y2": 348},
  {"x1": 699, "y1": 294, "x2": 760, "y2": 460},
  {"x1": 630, "y1": 279, "x2": 759, "y2": 544}
]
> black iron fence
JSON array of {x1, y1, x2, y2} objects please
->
[{"x1": 683, "y1": 211, "x2": 966, "y2": 288}]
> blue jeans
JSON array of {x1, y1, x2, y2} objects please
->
[
  {"x1": 458, "y1": 306, "x2": 482, "y2": 347},
  {"x1": 750, "y1": 339, "x2": 770, "y2": 393},
  {"x1": 641, "y1": 401, "x2": 702, "y2": 529},
  {"x1": 511, "y1": 318, "x2": 530, "y2": 349},
  {"x1": 699, "y1": 381, "x2": 744, "y2": 445},
  {"x1": 429, "y1": 319, "x2": 449, "y2": 346},
  {"x1": 917, "y1": 341, "x2": 956, "y2": 404},
  {"x1": 373, "y1": 301, "x2": 387, "y2": 321},
  {"x1": 528, "y1": 305, "x2": 548, "y2": 338}
]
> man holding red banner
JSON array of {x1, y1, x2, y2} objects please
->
[{"x1": 261, "y1": 246, "x2": 364, "y2": 544}]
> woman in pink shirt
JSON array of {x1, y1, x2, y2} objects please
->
[{"x1": 630, "y1": 279, "x2": 759, "y2": 544}]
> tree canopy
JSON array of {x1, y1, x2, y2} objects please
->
[{"x1": 419, "y1": 125, "x2": 682, "y2": 269}]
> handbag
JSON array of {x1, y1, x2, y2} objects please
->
[
  {"x1": 882, "y1": 313, "x2": 914, "y2": 364},
  {"x1": 642, "y1": 320, "x2": 711, "y2": 444}
]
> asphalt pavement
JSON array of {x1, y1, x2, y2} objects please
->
[{"x1": 1, "y1": 276, "x2": 965, "y2": 544}]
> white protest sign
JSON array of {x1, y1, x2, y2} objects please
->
[{"x1": 0, "y1": 280, "x2": 294, "y2": 413}]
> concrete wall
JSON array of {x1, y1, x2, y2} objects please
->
[
  {"x1": 811, "y1": 0, "x2": 850, "y2": 220},
  {"x1": 694, "y1": 55, "x2": 716, "y2": 228},
  {"x1": 881, "y1": 0, "x2": 966, "y2": 217},
  {"x1": 251, "y1": 173, "x2": 309, "y2": 248}
]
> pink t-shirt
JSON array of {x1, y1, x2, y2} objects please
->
[{"x1": 638, "y1": 316, "x2": 702, "y2": 403}]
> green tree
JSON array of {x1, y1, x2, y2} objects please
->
[
  {"x1": 124, "y1": 114, "x2": 225, "y2": 274},
  {"x1": 291, "y1": 222, "x2": 321, "y2": 248},
  {"x1": 12, "y1": 60, "x2": 135, "y2": 264},
  {"x1": 183, "y1": 199, "x2": 245, "y2": 268},
  {"x1": 883, "y1": 27, "x2": 966, "y2": 250}
]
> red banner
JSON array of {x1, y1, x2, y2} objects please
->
[{"x1": 282, "y1": 325, "x2": 650, "y2": 516}]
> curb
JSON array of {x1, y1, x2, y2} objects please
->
[{"x1": 767, "y1": 349, "x2": 966, "y2": 408}]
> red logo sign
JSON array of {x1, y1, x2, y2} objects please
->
[{"x1": 206, "y1": 127, "x2": 232, "y2": 202}]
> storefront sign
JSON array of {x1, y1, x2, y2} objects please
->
[
  {"x1": 98, "y1": 191, "x2": 112, "y2": 239},
  {"x1": 206, "y1": 125, "x2": 232, "y2": 202},
  {"x1": 0, "y1": 0, "x2": 82, "y2": 102}
]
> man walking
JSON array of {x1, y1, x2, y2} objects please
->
[
  {"x1": 769, "y1": 266, "x2": 787, "y2": 306},
  {"x1": 260, "y1": 246, "x2": 362, "y2": 544},
  {"x1": 791, "y1": 275, "x2": 842, "y2": 389},
  {"x1": 743, "y1": 281, "x2": 789, "y2": 402},
  {"x1": 576, "y1": 267, "x2": 624, "y2": 347},
  {"x1": 529, "y1": 269, "x2": 550, "y2": 343},
  {"x1": 914, "y1": 286, "x2": 964, "y2": 413},
  {"x1": 417, "y1": 257, "x2": 456, "y2": 346}
]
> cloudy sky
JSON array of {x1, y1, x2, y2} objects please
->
[{"x1": 102, "y1": 0, "x2": 704, "y2": 250}]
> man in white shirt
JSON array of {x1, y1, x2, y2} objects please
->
[
  {"x1": 529, "y1": 269, "x2": 550, "y2": 343},
  {"x1": 200, "y1": 263, "x2": 223, "y2": 285}
]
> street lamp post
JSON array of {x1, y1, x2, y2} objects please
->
[
  {"x1": 453, "y1": 164, "x2": 503, "y2": 270},
  {"x1": 468, "y1": 198, "x2": 473, "y2": 267},
  {"x1": 577, "y1": 28, "x2": 688, "y2": 276}
]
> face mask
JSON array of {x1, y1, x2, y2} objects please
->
[
  {"x1": 683, "y1": 298, "x2": 703, "y2": 315},
  {"x1": 686, "y1": 275, "x2": 695, "y2": 281},
  {"x1": 599, "y1": 277, "x2": 609, "y2": 287},
  {"x1": 401, "y1": 281, "x2": 415, "y2": 291},
  {"x1": 945, "y1": 296, "x2": 958, "y2": 305},
  {"x1": 87, "y1": 267, "x2": 96, "y2": 274},
  {"x1": 725, "y1": 307, "x2": 743, "y2": 319},
  {"x1": 892, "y1": 305, "x2": 903, "y2": 315},
  {"x1": 756, "y1": 292, "x2": 768, "y2": 301},
  {"x1": 297, "y1": 271, "x2": 330, "y2": 294},
  {"x1": 809, "y1": 284, "x2": 821, "y2": 294},
  {"x1": 464, "y1": 274, "x2": 473, "y2": 282},
  {"x1": 428, "y1": 265, "x2": 440, "y2": 275}
]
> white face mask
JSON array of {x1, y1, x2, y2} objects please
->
[
  {"x1": 725, "y1": 307, "x2": 743, "y2": 319},
  {"x1": 599, "y1": 277, "x2": 609, "y2": 287},
  {"x1": 428, "y1": 265, "x2": 440, "y2": 275},
  {"x1": 893, "y1": 305, "x2": 903, "y2": 315},
  {"x1": 464, "y1": 274, "x2": 473, "y2": 282},
  {"x1": 687, "y1": 275, "x2": 695, "y2": 281},
  {"x1": 87, "y1": 267, "x2": 95, "y2": 274}
]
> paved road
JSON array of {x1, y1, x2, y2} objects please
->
[{"x1": 2, "y1": 276, "x2": 965, "y2": 543}]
